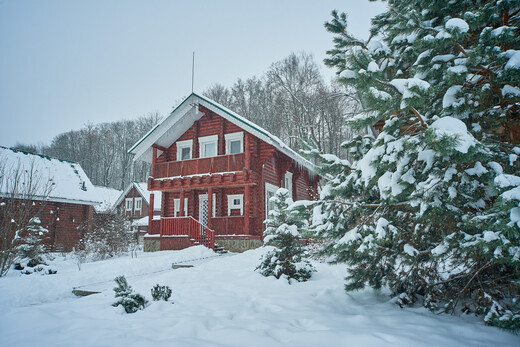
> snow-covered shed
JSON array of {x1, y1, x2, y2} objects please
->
[{"x1": 0, "y1": 146, "x2": 102, "y2": 251}]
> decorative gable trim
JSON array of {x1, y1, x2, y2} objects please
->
[{"x1": 128, "y1": 93, "x2": 315, "y2": 174}]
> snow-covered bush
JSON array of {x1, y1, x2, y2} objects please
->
[
  {"x1": 71, "y1": 246, "x2": 89, "y2": 271},
  {"x1": 112, "y1": 275, "x2": 148, "y2": 314},
  {"x1": 256, "y1": 188, "x2": 315, "y2": 283},
  {"x1": 151, "y1": 284, "x2": 172, "y2": 302},
  {"x1": 311, "y1": 1, "x2": 520, "y2": 330},
  {"x1": 78, "y1": 212, "x2": 135, "y2": 260}
]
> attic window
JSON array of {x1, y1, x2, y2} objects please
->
[
  {"x1": 199, "y1": 135, "x2": 218, "y2": 158},
  {"x1": 176, "y1": 140, "x2": 193, "y2": 161},
  {"x1": 125, "y1": 198, "x2": 133, "y2": 212},
  {"x1": 225, "y1": 132, "x2": 244, "y2": 155},
  {"x1": 134, "y1": 198, "x2": 142, "y2": 212}
]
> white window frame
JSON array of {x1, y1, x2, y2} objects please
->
[
  {"x1": 284, "y1": 171, "x2": 293, "y2": 198},
  {"x1": 125, "y1": 198, "x2": 133, "y2": 212},
  {"x1": 265, "y1": 182, "x2": 279, "y2": 217},
  {"x1": 227, "y1": 194, "x2": 244, "y2": 216},
  {"x1": 176, "y1": 139, "x2": 193, "y2": 161},
  {"x1": 173, "y1": 198, "x2": 188, "y2": 217},
  {"x1": 225, "y1": 132, "x2": 244, "y2": 155},
  {"x1": 134, "y1": 197, "x2": 142, "y2": 213},
  {"x1": 198, "y1": 135, "x2": 219, "y2": 158}
]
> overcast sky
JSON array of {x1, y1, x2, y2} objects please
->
[{"x1": 0, "y1": 0, "x2": 386, "y2": 147}]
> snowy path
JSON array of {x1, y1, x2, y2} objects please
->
[{"x1": 0, "y1": 247, "x2": 518, "y2": 346}]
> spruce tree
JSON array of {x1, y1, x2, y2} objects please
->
[
  {"x1": 314, "y1": 0, "x2": 520, "y2": 329},
  {"x1": 257, "y1": 188, "x2": 315, "y2": 282},
  {"x1": 112, "y1": 276, "x2": 148, "y2": 313}
]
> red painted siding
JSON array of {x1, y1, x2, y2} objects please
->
[
  {"x1": 2, "y1": 199, "x2": 96, "y2": 252},
  {"x1": 115, "y1": 186, "x2": 150, "y2": 220}
]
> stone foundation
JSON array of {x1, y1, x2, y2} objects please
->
[
  {"x1": 144, "y1": 235, "x2": 263, "y2": 253},
  {"x1": 143, "y1": 237, "x2": 161, "y2": 252},
  {"x1": 215, "y1": 236, "x2": 263, "y2": 253}
]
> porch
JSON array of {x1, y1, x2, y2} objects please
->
[{"x1": 147, "y1": 214, "x2": 261, "y2": 251}]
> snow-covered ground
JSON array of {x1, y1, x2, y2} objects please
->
[{"x1": 0, "y1": 246, "x2": 518, "y2": 346}]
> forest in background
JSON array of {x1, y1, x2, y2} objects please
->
[{"x1": 11, "y1": 52, "x2": 361, "y2": 190}]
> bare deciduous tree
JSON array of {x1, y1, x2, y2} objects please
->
[
  {"x1": 0, "y1": 157, "x2": 54, "y2": 276},
  {"x1": 204, "y1": 52, "x2": 360, "y2": 157}
]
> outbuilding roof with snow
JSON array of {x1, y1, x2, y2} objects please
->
[
  {"x1": 0, "y1": 146, "x2": 102, "y2": 205},
  {"x1": 128, "y1": 93, "x2": 315, "y2": 172},
  {"x1": 93, "y1": 185, "x2": 123, "y2": 213},
  {"x1": 113, "y1": 181, "x2": 162, "y2": 211}
]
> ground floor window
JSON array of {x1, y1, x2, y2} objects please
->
[
  {"x1": 265, "y1": 182, "x2": 279, "y2": 217},
  {"x1": 284, "y1": 171, "x2": 293, "y2": 198},
  {"x1": 173, "y1": 198, "x2": 188, "y2": 217},
  {"x1": 227, "y1": 194, "x2": 243, "y2": 216}
]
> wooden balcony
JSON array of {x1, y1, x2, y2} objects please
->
[{"x1": 155, "y1": 153, "x2": 245, "y2": 179}]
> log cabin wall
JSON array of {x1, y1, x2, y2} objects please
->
[
  {"x1": 294, "y1": 169, "x2": 312, "y2": 200},
  {"x1": 34, "y1": 200, "x2": 94, "y2": 252}
]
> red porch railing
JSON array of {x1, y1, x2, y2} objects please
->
[
  {"x1": 149, "y1": 219, "x2": 161, "y2": 235},
  {"x1": 155, "y1": 153, "x2": 244, "y2": 178},
  {"x1": 160, "y1": 216, "x2": 215, "y2": 250},
  {"x1": 212, "y1": 216, "x2": 245, "y2": 235}
]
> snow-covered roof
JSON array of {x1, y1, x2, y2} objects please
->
[
  {"x1": 0, "y1": 146, "x2": 102, "y2": 205},
  {"x1": 93, "y1": 185, "x2": 123, "y2": 213},
  {"x1": 113, "y1": 181, "x2": 162, "y2": 211},
  {"x1": 128, "y1": 93, "x2": 315, "y2": 173}
]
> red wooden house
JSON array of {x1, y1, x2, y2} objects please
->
[
  {"x1": 113, "y1": 181, "x2": 162, "y2": 244},
  {"x1": 129, "y1": 93, "x2": 319, "y2": 252},
  {"x1": 113, "y1": 181, "x2": 162, "y2": 221},
  {"x1": 0, "y1": 146, "x2": 103, "y2": 252}
]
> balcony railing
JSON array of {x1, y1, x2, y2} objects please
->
[
  {"x1": 211, "y1": 216, "x2": 258, "y2": 236},
  {"x1": 155, "y1": 153, "x2": 245, "y2": 178}
]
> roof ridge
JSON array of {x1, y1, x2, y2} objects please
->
[{"x1": 0, "y1": 145, "x2": 77, "y2": 165}]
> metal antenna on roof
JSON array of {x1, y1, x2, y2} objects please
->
[{"x1": 191, "y1": 52, "x2": 195, "y2": 93}]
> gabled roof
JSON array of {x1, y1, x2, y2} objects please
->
[
  {"x1": 128, "y1": 93, "x2": 315, "y2": 172},
  {"x1": 113, "y1": 181, "x2": 162, "y2": 211},
  {"x1": 93, "y1": 185, "x2": 123, "y2": 213},
  {"x1": 0, "y1": 146, "x2": 102, "y2": 205}
]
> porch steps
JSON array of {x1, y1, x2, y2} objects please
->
[
  {"x1": 214, "y1": 243, "x2": 228, "y2": 254},
  {"x1": 188, "y1": 238, "x2": 227, "y2": 253}
]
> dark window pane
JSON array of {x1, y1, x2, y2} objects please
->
[
  {"x1": 230, "y1": 140, "x2": 241, "y2": 154},
  {"x1": 181, "y1": 147, "x2": 191, "y2": 160}
]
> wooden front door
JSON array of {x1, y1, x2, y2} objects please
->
[{"x1": 199, "y1": 194, "x2": 209, "y2": 226}]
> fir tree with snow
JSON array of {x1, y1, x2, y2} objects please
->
[
  {"x1": 257, "y1": 188, "x2": 315, "y2": 283},
  {"x1": 16, "y1": 217, "x2": 48, "y2": 261},
  {"x1": 112, "y1": 276, "x2": 148, "y2": 313},
  {"x1": 151, "y1": 284, "x2": 172, "y2": 302},
  {"x1": 311, "y1": 0, "x2": 520, "y2": 330}
]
